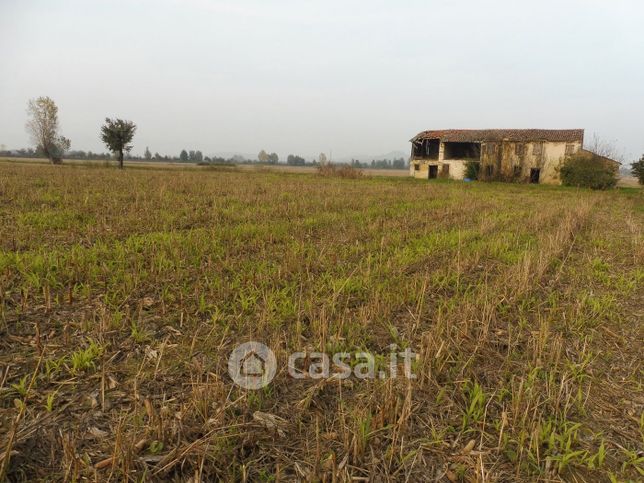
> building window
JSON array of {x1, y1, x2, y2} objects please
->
[
  {"x1": 414, "y1": 163, "x2": 420, "y2": 171},
  {"x1": 515, "y1": 144, "x2": 526, "y2": 155},
  {"x1": 533, "y1": 143, "x2": 543, "y2": 156},
  {"x1": 565, "y1": 144, "x2": 576, "y2": 156}
]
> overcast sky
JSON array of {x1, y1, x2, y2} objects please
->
[{"x1": 1, "y1": 0, "x2": 642, "y2": 161}]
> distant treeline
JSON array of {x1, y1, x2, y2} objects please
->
[
  {"x1": 0, "y1": 147, "x2": 408, "y2": 169},
  {"x1": 0, "y1": 148, "x2": 115, "y2": 160},
  {"x1": 0, "y1": 147, "x2": 244, "y2": 163},
  {"x1": 283, "y1": 157, "x2": 408, "y2": 169},
  {"x1": 351, "y1": 158, "x2": 407, "y2": 169}
]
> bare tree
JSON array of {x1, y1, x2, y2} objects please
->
[
  {"x1": 586, "y1": 133, "x2": 624, "y2": 163},
  {"x1": 25, "y1": 97, "x2": 70, "y2": 164},
  {"x1": 258, "y1": 150, "x2": 269, "y2": 163},
  {"x1": 318, "y1": 152, "x2": 328, "y2": 165}
]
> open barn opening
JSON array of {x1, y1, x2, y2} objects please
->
[
  {"x1": 413, "y1": 139, "x2": 440, "y2": 160},
  {"x1": 444, "y1": 142, "x2": 480, "y2": 160}
]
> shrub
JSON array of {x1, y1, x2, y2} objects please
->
[
  {"x1": 464, "y1": 161, "x2": 480, "y2": 180},
  {"x1": 317, "y1": 164, "x2": 363, "y2": 179},
  {"x1": 559, "y1": 153, "x2": 617, "y2": 190},
  {"x1": 631, "y1": 155, "x2": 644, "y2": 185}
]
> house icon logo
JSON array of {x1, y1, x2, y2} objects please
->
[
  {"x1": 240, "y1": 350, "x2": 266, "y2": 376},
  {"x1": 228, "y1": 341, "x2": 276, "y2": 390}
]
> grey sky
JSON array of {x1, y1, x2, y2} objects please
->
[{"x1": 1, "y1": 0, "x2": 642, "y2": 161}]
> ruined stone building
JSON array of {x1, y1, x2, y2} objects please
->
[{"x1": 409, "y1": 129, "x2": 610, "y2": 184}]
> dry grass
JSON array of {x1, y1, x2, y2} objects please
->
[
  {"x1": 0, "y1": 162, "x2": 642, "y2": 481},
  {"x1": 316, "y1": 164, "x2": 364, "y2": 179}
]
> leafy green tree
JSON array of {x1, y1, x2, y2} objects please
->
[
  {"x1": 194, "y1": 150, "x2": 203, "y2": 162},
  {"x1": 268, "y1": 152, "x2": 279, "y2": 164},
  {"x1": 100, "y1": 118, "x2": 136, "y2": 169},
  {"x1": 631, "y1": 155, "x2": 644, "y2": 185},
  {"x1": 180, "y1": 150, "x2": 188, "y2": 162},
  {"x1": 25, "y1": 96, "x2": 71, "y2": 164}
]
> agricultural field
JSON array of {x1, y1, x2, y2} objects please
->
[{"x1": 0, "y1": 161, "x2": 642, "y2": 481}]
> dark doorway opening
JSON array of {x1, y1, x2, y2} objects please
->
[
  {"x1": 428, "y1": 165, "x2": 438, "y2": 179},
  {"x1": 530, "y1": 168, "x2": 540, "y2": 184}
]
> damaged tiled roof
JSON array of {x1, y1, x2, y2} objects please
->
[{"x1": 411, "y1": 129, "x2": 584, "y2": 143}]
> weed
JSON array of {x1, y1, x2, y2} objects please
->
[
  {"x1": 69, "y1": 340, "x2": 103, "y2": 375},
  {"x1": 461, "y1": 381, "x2": 486, "y2": 431},
  {"x1": 45, "y1": 392, "x2": 56, "y2": 412},
  {"x1": 11, "y1": 375, "x2": 29, "y2": 398}
]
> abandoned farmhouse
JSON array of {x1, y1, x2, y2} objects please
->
[{"x1": 409, "y1": 129, "x2": 618, "y2": 184}]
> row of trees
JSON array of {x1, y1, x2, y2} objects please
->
[
  {"x1": 258, "y1": 150, "x2": 279, "y2": 164},
  {"x1": 0, "y1": 147, "x2": 110, "y2": 159},
  {"x1": 287, "y1": 154, "x2": 307, "y2": 165},
  {"x1": 258, "y1": 150, "x2": 310, "y2": 165},
  {"x1": 258, "y1": 150, "x2": 408, "y2": 169},
  {"x1": 179, "y1": 149, "x2": 204, "y2": 162},
  {"x1": 351, "y1": 158, "x2": 407, "y2": 169}
]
